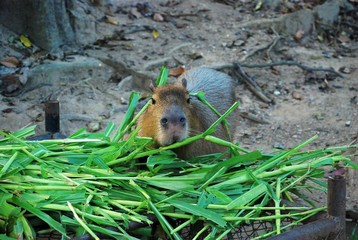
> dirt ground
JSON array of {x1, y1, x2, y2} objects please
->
[{"x1": 1, "y1": 0, "x2": 357, "y2": 224}]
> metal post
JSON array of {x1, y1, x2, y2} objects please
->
[
  {"x1": 45, "y1": 100, "x2": 60, "y2": 133},
  {"x1": 327, "y1": 175, "x2": 346, "y2": 240}
]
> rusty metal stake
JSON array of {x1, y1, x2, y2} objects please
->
[
  {"x1": 45, "y1": 100, "x2": 60, "y2": 134},
  {"x1": 327, "y1": 175, "x2": 346, "y2": 240}
]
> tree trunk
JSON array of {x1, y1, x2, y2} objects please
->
[{"x1": 0, "y1": 0, "x2": 83, "y2": 51}]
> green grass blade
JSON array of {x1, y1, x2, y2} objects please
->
[
  {"x1": 112, "y1": 92, "x2": 141, "y2": 142},
  {"x1": 156, "y1": 66, "x2": 169, "y2": 86},
  {"x1": 226, "y1": 183, "x2": 267, "y2": 210},
  {"x1": 11, "y1": 196, "x2": 67, "y2": 236},
  {"x1": 168, "y1": 200, "x2": 226, "y2": 227},
  {"x1": 67, "y1": 202, "x2": 99, "y2": 240}
]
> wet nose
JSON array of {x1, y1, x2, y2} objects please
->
[{"x1": 160, "y1": 106, "x2": 186, "y2": 128}]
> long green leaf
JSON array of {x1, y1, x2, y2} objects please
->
[
  {"x1": 11, "y1": 196, "x2": 67, "y2": 236},
  {"x1": 226, "y1": 183, "x2": 267, "y2": 210},
  {"x1": 168, "y1": 200, "x2": 226, "y2": 227}
]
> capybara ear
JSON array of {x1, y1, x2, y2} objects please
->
[
  {"x1": 149, "y1": 81, "x2": 156, "y2": 92},
  {"x1": 181, "y1": 78, "x2": 187, "y2": 88},
  {"x1": 175, "y1": 78, "x2": 187, "y2": 88}
]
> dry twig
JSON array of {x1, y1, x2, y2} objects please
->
[
  {"x1": 232, "y1": 63, "x2": 272, "y2": 104},
  {"x1": 240, "y1": 61, "x2": 345, "y2": 78}
]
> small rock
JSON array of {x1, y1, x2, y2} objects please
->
[
  {"x1": 19, "y1": 67, "x2": 29, "y2": 85},
  {"x1": 120, "y1": 97, "x2": 128, "y2": 105},
  {"x1": 345, "y1": 121, "x2": 351, "y2": 127},
  {"x1": 292, "y1": 91, "x2": 303, "y2": 100},
  {"x1": 338, "y1": 66, "x2": 353, "y2": 74},
  {"x1": 34, "y1": 113, "x2": 44, "y2": 122},
  {"x1": 273, "y1": 143, "x2": 286, "y2": 149},
  {"x1": 187, "y1": 51, "x2": 203, "y2": 60},
  {"x1": 238, "y1": 129, "x2": 252, "y2": 137},
  {"x1": 173, "y1": 20, "x2": 188, "y2": 29},
  {"x1": 259, "y1": 102, "x2": 269, "y2": 109},
  {"x1": 274, "y1": 90, "x2": 281, "y2": 95},
  {"x1": 293, "y1": 30, "x2": 304, "y2": 42},
  {"x1": 153, "y1": 13, "x2": 164, "y2": 22},
  {"x1": 87, "y1": 122, "x2": 101, "y2": 132}
]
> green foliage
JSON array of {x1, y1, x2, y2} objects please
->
[{"x1": 0, "y1": 67, "x2": 357, "y2": 239}]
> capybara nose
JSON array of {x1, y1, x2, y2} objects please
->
[{"x1": 161, "y1": 106, "x2": 186, "y2": 128}]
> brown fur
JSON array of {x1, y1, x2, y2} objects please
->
[{"x1": 136, "y1": 67, "x2": 236, "y2": 159}]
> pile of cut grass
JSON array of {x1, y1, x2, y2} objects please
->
[{"x1": 0, "y1": 67, "x2": 357, "y2": 240}]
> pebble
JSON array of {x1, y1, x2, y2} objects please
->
[
  {"x1": 292, "y1": 91, "x2": 303, "y2": 100},
  {"x1": 120, "y1": 97, "x2": 128, "y2": 105},
  {"x1": 153, "y1": 13, "x2": 164, "y2": 22},
  {"x1": 87, "y1": 122, "x2": 100, "y2": 132},
  {"x1": 345, "y1": 121, "x2": 351, "y2": 127},
  {"x1": 273, "y1": 143, "x2": 286, "y2": 149},
  {"x1": 274, "y1": 90, "x2": 281, "y2": 95}
]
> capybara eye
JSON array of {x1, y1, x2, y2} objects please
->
[
  {"x1": 160, "y1": 118, "x2": 168, "y2": 126},
  {"x1": 151, "y1": 98, "x2": 156, "y2": 104},
  {"x1": 187, "y1": 97, "x2": 191, "y2": 104}
]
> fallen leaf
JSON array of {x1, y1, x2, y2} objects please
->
[
  {"x1": 20, "y1": 35, "x2": 32, "y2": 47},
  {"x1": 169, "y1": 66, "x2": 185, "y2": 77},
  {"x1": 254, "y1": 0, "x2": 262, "y2": 11},
  {"x1": 0, "y1": 75, "x2": 23, "y2": 97},
  {"x1": 0, "y1": 56, "x2": 20, "y2": 68},
  {"x1": 152, "y1": 29, "x2": 160, "y2": 39},
  {"x1": 104, "y1": 15, "x2": 118, "y2": 25},
  {"x1": 317, "y1": 35, "x2": 324, "y2": 42}
]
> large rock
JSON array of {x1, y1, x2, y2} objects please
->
[
  {"x1": 24, "y1": 56, "x2": 114, "y2": 92},
  {"x1": 275, "y1": 9, "x2": 315, "y2": 36},
  {"x1": 314, "y1": 0, "x2": 340, "y2": 26}
]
